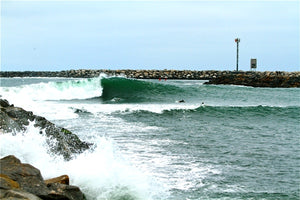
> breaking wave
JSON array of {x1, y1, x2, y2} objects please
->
[
  {"x1": 1, "y1": 76, "x2": 186, "y2": 103},
  {"x1": 100, "y1": 77, "x2": 184, "y2": 103},
  {"x1": 0, "y1": 123, "x2": 164, "y2": 200},
  {"x1": 0, "y1": 77, "x2": 102, "y2": 101}
]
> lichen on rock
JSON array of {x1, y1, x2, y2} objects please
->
[{"x1": 0, "y1": 155, "x2": 86, "y2": 200}]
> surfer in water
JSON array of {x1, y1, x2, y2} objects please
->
[{"x1": 178, "y1": 99, "x2": 185, "y2": 103}]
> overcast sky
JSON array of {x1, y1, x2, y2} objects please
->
[{"x1": 1, "y1": 0, "x2": 299, "y2": 71}]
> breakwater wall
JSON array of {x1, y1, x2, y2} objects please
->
[
  {"x1": 204, "y1": 71, "x2": 300, "y2": 88},
  {"x1": 1, "y1": 69, "x2": 299, "y2": 87},
  {"x1": 0, "y1": 69, "x2": 231, "y2": 79}
]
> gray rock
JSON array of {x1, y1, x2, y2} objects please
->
[
  {"x1": 0, "y1": 99, "x2": 10, "y2": 107},
  {"x1": 0, "y1": 99, "x2": 91, "y2": 160},
  {"x1": 204, "y1": 72, "x2": 300, "y2": 88},
  {"x1": 0, "y1": 188, "x2": 42, "y2": 200},
  {"x1": 46, "y1": 183, "x2": 86, "y2": 200}
]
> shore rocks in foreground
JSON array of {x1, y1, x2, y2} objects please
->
[
  {"x1": 1, "y1": 69, "x2": 299, "y2": 87},
  {"x1": 0, "y1": 99, "x2": 91, "y2": 160},
  {"x1": 0, "y1": 155, "x2": 86, "y2": 200}
]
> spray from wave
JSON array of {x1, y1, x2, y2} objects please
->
[
  {"x1": 0, "y1": 122, "x2": 164, "y2": 200},
  {"x1": 0, "y1": 77, "x2": 102, "y2": 101},
  {"x1": 1, "y1": 75, "x2": 184, "y2": 103}
]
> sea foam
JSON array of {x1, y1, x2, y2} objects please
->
[{"x1": 0, "y1": 123, "x2": 162, "y2": 200}]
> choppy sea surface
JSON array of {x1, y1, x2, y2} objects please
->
[{"x1": 0, "y1": 76, "x2": 299, "y2": 200}]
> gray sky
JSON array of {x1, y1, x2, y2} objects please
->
[{"x1": 1, "y1": 0, "x2": 299, "y2": 71}]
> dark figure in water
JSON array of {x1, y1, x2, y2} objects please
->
[{"x1": 179, "y1": 100, "x2": 185, "y2": 103}]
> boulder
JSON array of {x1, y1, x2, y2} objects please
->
[
  {"x1": 0, "y1": 155, "x2": 86, "y2": 200},
  {"x1": 0, "y1": 99, "x2": 10, "y2": 107},
  {"x1": 45, "y1": 175, "x2": 69, "y2": 185},
  {"x1": 46, "y1": 183, "x2": 86, "y2": 200},
  {"x1": 0, "y1": 188, "x2": 42, "y2": 200},
  {"x1": 0, "y1": 155, "x2": 49, "y2": 197}
]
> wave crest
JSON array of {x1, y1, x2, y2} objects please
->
[
  {"x1": 101, "y1": 77, "x2": 183, "y2": 103},
  {"x1": 1, "y1": 77, "x2": 102, "y2": 101}
]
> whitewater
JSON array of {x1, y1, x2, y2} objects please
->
[{"x1": 0, "y1": 75, "x2": 299, "y2": 200}]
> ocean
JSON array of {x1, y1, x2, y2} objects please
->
[{"x1": 0, "y1": 75, "x2": 299, "y2": 200}]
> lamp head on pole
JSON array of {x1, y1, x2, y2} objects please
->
[{"x1": 235, "y1": 38, "x2": 240, "y2": 43}]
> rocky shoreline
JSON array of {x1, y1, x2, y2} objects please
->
[
  {"x1": 0, "y1": 155, "x2": 86, "y2": 200},
  {"x1": 1, "y1": 69, "x2": 299, "y2": 87},
  {"x1": 0, "y1": 99, "x2": 92, "y2": 160},
  {"x1": 0, "y1": 98, "x2": 90, "y2": 199}
]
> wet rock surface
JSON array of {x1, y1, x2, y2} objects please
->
[{"x1": 0, "y1": 99, "x2": 91, "y2": 160}]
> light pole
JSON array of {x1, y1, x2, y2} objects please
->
[{"x1": 235, "y1": 38, "x2": 240, "y2": 71}]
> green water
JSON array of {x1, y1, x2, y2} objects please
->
[
  {"x1": 1, "y1": 77, "x2": 299, "y2": 199},
  {"x1": 115, "y1": 106, "x2": 300, "y2": 199}
]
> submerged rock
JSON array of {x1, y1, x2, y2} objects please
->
[
  {"x1": 0, "y1": 99, "x2": 91, "y2": 160},
  {"x1": 0, "y1": 155, "x2": 86, "y2": 200}
]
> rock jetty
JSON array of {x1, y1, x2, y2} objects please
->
[
  {"x1": 204, "y1": 71, "x2": 300, "y2": 88},
  {"x1": 0, "y1": 69, "x2": 222, "y2": 79},
  {"x1": 0, "y1": 99, "x2": 91, "y2": 160},
  {"x1": 0, "y1": 155, "x2": 86, "y2": 200},
  {"x1": 0, "y1": 69, "x2": 299, "y2": 87}
]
